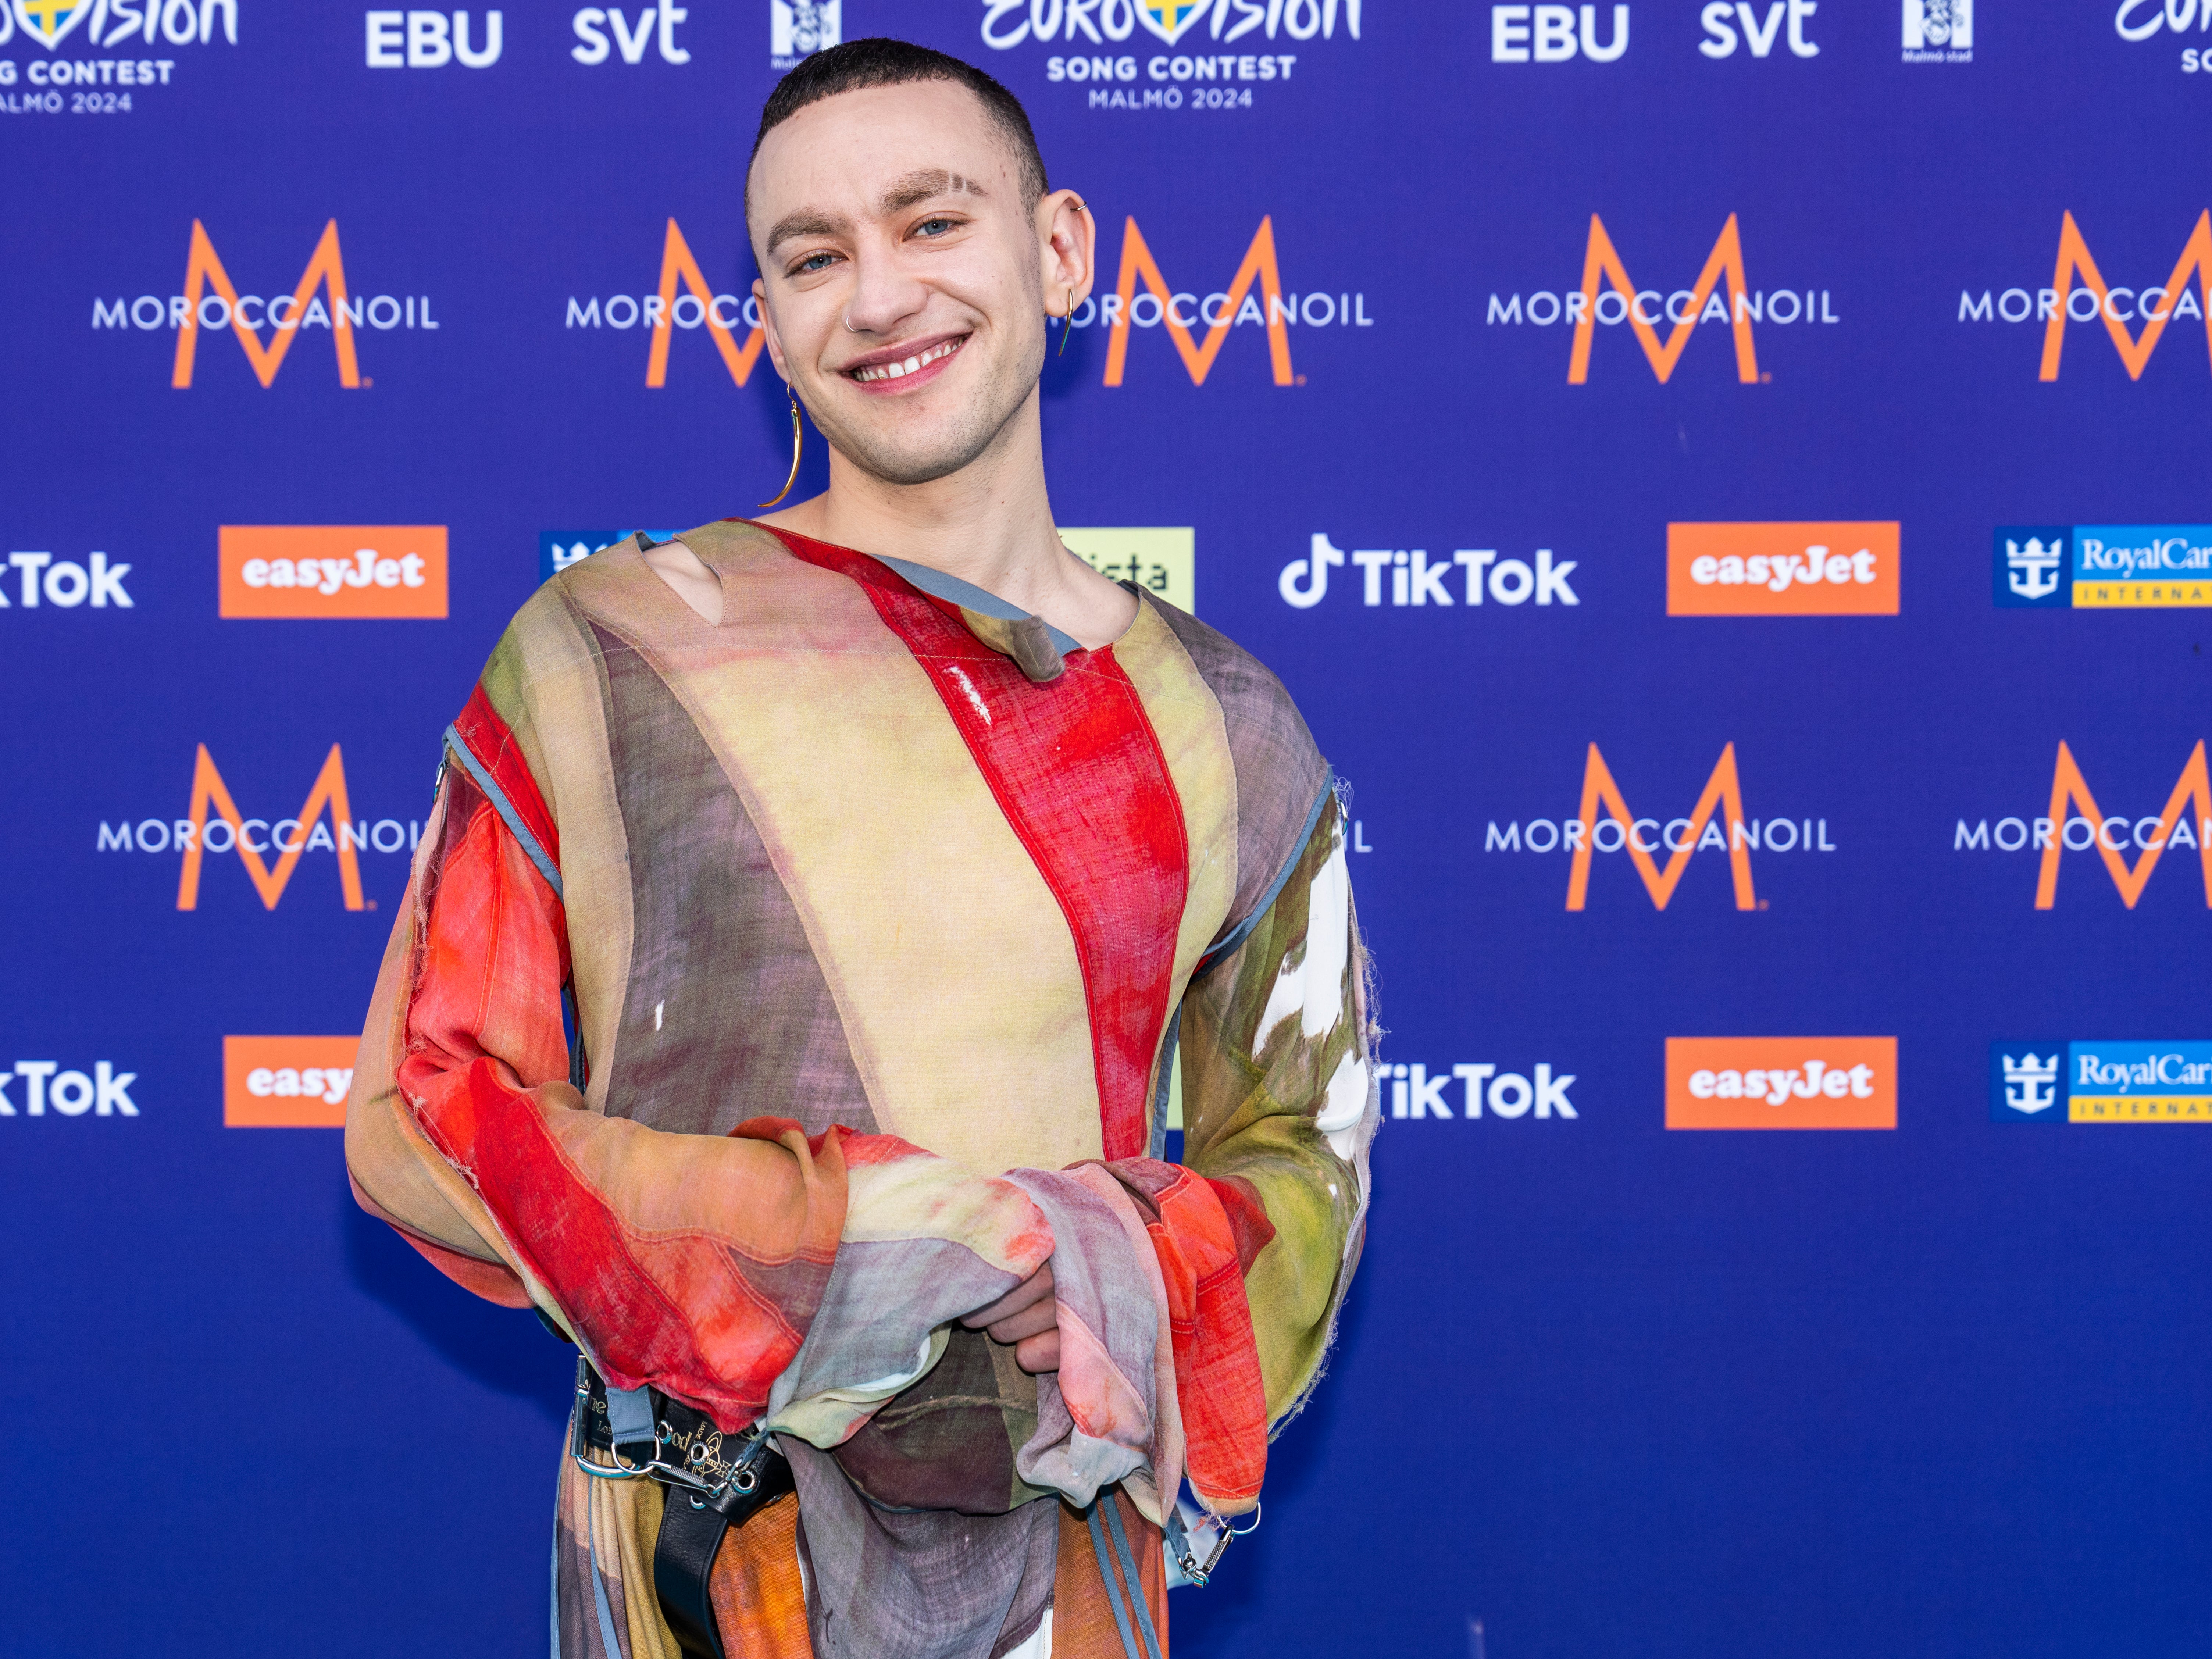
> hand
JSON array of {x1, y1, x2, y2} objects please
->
[{"x1": 959, "y1": 1261, "x2": 1060, "y2": 1374}]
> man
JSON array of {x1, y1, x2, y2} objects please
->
[{"x1": 345, "y1": 38, "x2": 1376, "y2": 1659}]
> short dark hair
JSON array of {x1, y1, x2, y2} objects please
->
[{"x1": 751, "y1": 38, "x2": 1049, "y2": 204}]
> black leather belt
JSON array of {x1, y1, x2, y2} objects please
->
[{"x1": 571, "y1": 1358, "x2": 796, "y2": 1659}]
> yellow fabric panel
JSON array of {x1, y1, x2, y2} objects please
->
[{"x1": 574, "y1": 520, "x2": 1105, "y2": 1176}]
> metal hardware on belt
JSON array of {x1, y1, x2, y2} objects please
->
[
  {"x1": 1164, "y1": 1497, "x2": 1262, "y2": 1589},
  {"x1": 569, "y1": 1356, "x2": 781, "y2": 1506}
]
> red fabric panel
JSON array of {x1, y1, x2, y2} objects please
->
[
  {"x1": 397, "y1": 784, "x2": 845, "y2": 1431},
  {"x1": 763, "y1": 528, "x2": 1190, "y2": 1162},
  {"x1": 1205, "y1": 1173, "x2": 1277, "y2": 1273},
  {"x1": 452, "y1": 682, "x2": 561, "y2": 868},
  {"x1": 1140, "y1": 1164, "x2": 1270, "y2": 1509}
]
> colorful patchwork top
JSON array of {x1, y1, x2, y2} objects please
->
[{"x1": 344, "y1": 520, "x2": 1379, "y2": 1659}]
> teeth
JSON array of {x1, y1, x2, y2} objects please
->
[{"x1": 855, "y1": 339, "x2": 959, "y2": 382}]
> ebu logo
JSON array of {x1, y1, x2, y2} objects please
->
[
  {"x1": 1667, "y1": 1037, "x2": 1897, "y2": 1129},
  {"x1": 1993, "y1": 525, "x2": 2211, "y2": 609},
  {"x1": 1991, "y1": 1040, "x2": 2212, "y2": 1124}
]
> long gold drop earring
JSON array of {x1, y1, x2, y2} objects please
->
[
  {"x1": 1057, "y1": 195, "x2": 1089, "y2": 360},
  {"x1": 759, "y1": 379, "x2": 803, "y2": 511}
]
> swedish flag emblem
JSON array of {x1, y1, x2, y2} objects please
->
[
  {"x1": 1140, "y1": 0, "x2": 1214, "y2": 46},
  {"x1": 18, "y1": 0, "x2": 93, "y2": 49}
]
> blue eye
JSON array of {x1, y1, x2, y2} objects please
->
[
  {"x1": 795, "y1": 252, "x2": 835, "y2": 274},
  {"x1": 916, "y1": 217, "x2": 954, "y2": 237}
]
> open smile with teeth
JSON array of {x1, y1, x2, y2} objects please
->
[{"x1": 849, "y1": 337, "x2": 964, "y2": 383}]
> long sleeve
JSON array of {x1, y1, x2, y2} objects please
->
[
  {"x1": 1106, "y1": 788, "x2": 1378, "y2": 1516},
  {"x1": 345, "y1": 714, "x2": 1055, "y2": 1435}
]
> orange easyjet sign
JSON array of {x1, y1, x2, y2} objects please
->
[
  {"x1": 219, "y1": 526, "x2": 448, "y2": 618},
  {"x1": 1667, "y1": 523, "x2": 1901, "y2": 616},
  {"x1": 223, "y1": 1035, "x2": 357, "y2": 1127},
  {"x1": 1666, "y1": 1037, "x2": 1898, "y2": 1130}
]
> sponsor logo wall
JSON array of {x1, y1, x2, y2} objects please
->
[{"x1": 3, "y1": 7, "x2": 2206, "y2": 1659}]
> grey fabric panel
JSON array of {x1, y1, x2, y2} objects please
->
[
  {"x1": 588, "y1": 618, "x2": 876, "y2": 1137},
  {"x1": 787, "y1": 1441, "x2": 1059, "y2": 1659},
  {"x1": 1141, "y1": 594, "x2": 1331, "y2": 937},
  {"x1": 875, "y1": 553, "x2": 1083, "y2": 657}
]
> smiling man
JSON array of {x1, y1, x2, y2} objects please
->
[{"x1": 345, "y1": 38, "x2": 1377, "y2": 1659}]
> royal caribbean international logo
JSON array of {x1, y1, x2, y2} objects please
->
[
  {"x1": 539, "y1": 530, "x2": 674, "y2": 583},
  {"x1": 1993, "y1": 525, "x2": 2212, "y2": 609},
  {"x1": 1990, "y1": 1041, "x2": 2212, "y2": 1124}
]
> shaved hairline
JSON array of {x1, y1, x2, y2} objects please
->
[{"x1": 746, "y1": 81, "x2": 1039, "y2": 247}]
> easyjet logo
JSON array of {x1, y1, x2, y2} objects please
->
[
  {"x1": 1666, "y1": 1037, "x2": 1897, "y2": 1130},
  {"x1": 224, "y1": 1036, "x2": 356, "y2": 1128},
  {"x1": 1485, "y1": 743, "x2": 1838, "y2": 910},
  {"x1": 90, "y1": 220, "x2": 438, "y2": 388},
  {"x1": 1953, "y1": 741, "x2": 2212, "y2": 909},
  {"x1": 219, "y1": 525, "x2": 448, "y2": 618},
  {"x1": 1957, "y1": 212, "x2": 2212, "y2": 380},
  {"x1": 1667, "y1": 522, "x2": 1900, "y2": 616},
  {"x1": 1487, "y1": 214, "x2": 1837, "y2": 383},
  {"x1": 564, "y1": 218, "x2": 771, "y2": 386}
]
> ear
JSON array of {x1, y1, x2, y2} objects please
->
[
  {"x1": 752, "y1": 276, "x2": 791, "y2": 381},
  {"x1": 1038, "y1": 190, "x2": 1097, "y2": 315}
]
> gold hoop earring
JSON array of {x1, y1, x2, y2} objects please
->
[{"x1": 759, "y1": 380, "x2": 802, "y2": 511}]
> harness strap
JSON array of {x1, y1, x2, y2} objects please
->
[
  {"x1": 1084, "y1": 1496, "x2": 1164, "y2": 1659},
  {"x1": 440, "y1": 724, "x2": 588, "y2": 1088}
]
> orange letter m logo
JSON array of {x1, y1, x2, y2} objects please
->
[
  {"x1": 1566, "y1": 742, "x2": 1759, "y2": 911},
  {"x1": 2038, "y1": 211, "x2": 2212, "y2": 382},
  {"x1": 176, "y1": 744, "x2": 367, "y2": 911},
  {"x1": 1569, "y1": 214, "x2": 1760, "y2": 385},
  {"x1": 172, "y1": 220, "x2": 362, "y2": 389},
  {"x1": 2035, "y1": 741, "x2": 2212, "y2": 909},
  {"x1": 1102, "y1": 216, "x2": 1295, "y2": 387}
]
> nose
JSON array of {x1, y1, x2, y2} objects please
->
[{"x1": 841, "y1": 241, "x2": 931, "y2": 339}]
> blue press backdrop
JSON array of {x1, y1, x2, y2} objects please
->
[{"x1": 4, "y1": 2, "x2": 2209, "y2": 1655}]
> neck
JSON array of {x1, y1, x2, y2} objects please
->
[{"x1": 761, "y1": 388, "x2": 1136, "y2": 649}]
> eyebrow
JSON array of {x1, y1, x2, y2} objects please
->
[
  {"x1": 764, "y1": 170, "x2": 989, "y2": 258},
  {"x1": 765, "y1": 209, "x2": 851, "y2": 257},
  {"x1": 877, "y1": 168, "x2": 989, "y2": 215}
]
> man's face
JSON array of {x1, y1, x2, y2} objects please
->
[{"x1": 749, "y1": 81, "x2": 1054, "y2": 488}]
